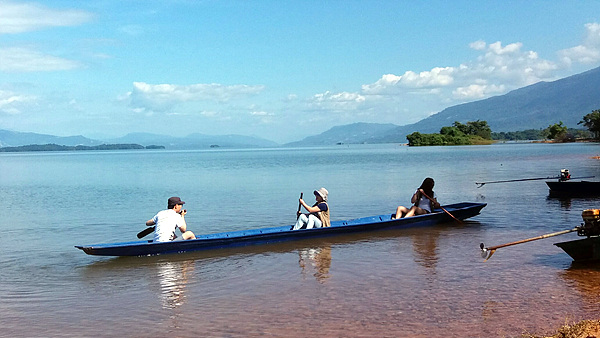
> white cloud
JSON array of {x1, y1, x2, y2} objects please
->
[
  {"x1": 127, "y1": 82, "x2": 265, "y2": 112},
  {"x1": 0, "y1": 0, "x2": 93, "y2": 34},
  {"x1": 452, "y1": 84, "x2": 506, "y2": 100},
  {"x1": 487, "y1": 41, "x2": 522, "y2": 55},
  {"x1": 362, "y1": 67, "x2": 455, "y2": 94},
  {"x1": 309, "y1": 91, "x2": 366, "y2": 112},
  {"x1": 250, "y1": 110, "x2": 275, "y2": 124},
  {"x1": 465, "y1": 41, "x2": 558, "y2": 86},
  {"x1": 469, "y1": 40, "x2": 486, "y2": 51},
  {"x1": 0, "y1": 47, "x2": 82, "y2": 72},
  {"x1": 306, "y1": 35, "x2": 579, "y2": 126},
  {"x1": 0, "y1": 90, "x2": 36, "y2": 115},
  {"x1": 377, "y1": 40, "x2": 558, "y2": 95},
  {"x1": 344, "y1": 39, "x2": 566, "y2": 120},
  {"x1": 559, "y1": 23, "x2": 600, "y2": 65},
  {"x1": 199, "y1": 110, "x2": 232, "y2": 121},
  {"x1": 251, "y1": 111, "x2": 273, "y2": 116}
]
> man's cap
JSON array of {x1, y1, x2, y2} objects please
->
[{"x1": 168, "y1": 196, "x2": 185, "y2": 207}]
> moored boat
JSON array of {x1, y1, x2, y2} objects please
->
[
  {"x1": 554, "y1": 237, "x2": 600, "y2": 262},
  {"x1": 546, "y1": 168, "x2": 598, "y2": 196},
  {"x1": 546, "y1": 181, "x2": 600, "y2": 197},
  {"x1": 76, "y1": 202, "x2": 486, "y2": 257},
  {"x1": 555, "y1": 209, "x2": 600, "y2": 262}
]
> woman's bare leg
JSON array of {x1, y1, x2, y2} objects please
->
[
  {"x1": 404, "y1": 206, "x2": 426, "y2": 218},
  {"x1": 394, "y1": 206, "x2": 410, "y2": 219}
]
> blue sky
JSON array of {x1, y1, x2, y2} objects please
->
[{"x1": 1, "y1": 1, "x2": 600, "y2": 143}]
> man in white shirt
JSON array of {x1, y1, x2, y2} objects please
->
[{"x1": 146, "y1": 197, "x2": 196, "y2": 242}]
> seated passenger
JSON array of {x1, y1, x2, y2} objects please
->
[
  {"x1": 293, "y1": 188, "x2": 330, "y2": 230},
  {"x1": 146, "y1": 196, "x2": 196, "y2": 242},
  {"x1": 393, "y1": 177, "x2": 440, "y2": 219}
]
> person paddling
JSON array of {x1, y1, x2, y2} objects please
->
[
  {"x1": 293, "y1": 188, "x2": 330, "y2": 230},
  {"x1": 393, "y1": 178, "x2": 440, "y2": 219},
  {"x1": 146, "y1": 196, "x2": 196, "y2": 242}
]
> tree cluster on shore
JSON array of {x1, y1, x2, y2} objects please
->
[
  {"x1": 406, "y1": 120, "x2": 494, "y2": 146},
  {"x1": 491, "y1": 127, "x2": 590, "y2": 141},
  {"x1": 0, "y1": 143, "x2": 164, "y2": 152},
  {"x1": 406, "y1": 109, "x2": 600, "y2": 146}
]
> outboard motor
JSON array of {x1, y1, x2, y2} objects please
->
[
  {"x1": 578, "y1": 209, "x2": 600, "y2": 237},
  {"x1": 559, "y1": 169, "x2": 571, "y2": 181}
]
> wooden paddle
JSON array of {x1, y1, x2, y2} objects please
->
[
  {"x1": 137, "y1": 226, "x2": 155, "y2": 239},
  {"x1": 480, "y1": 227, "x2": 580, "y2": 261},
  {"x1": 296, "y1": 192, "x2": 303, "y2": 220},
  {"x1": 475, "y1": 175, "x2": 595, "y2": 188},
  {"x1": 420, "y1": 190, "x2": 462, "y2": 224}
]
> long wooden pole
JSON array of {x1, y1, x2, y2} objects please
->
[
  {"x1": 476, "y1": 175, "x2": 595, "y2": 188},
  {"x1": 420, "y1": 191, "x2": 463, "y2": 224},
  {"x1": 480, "y1": 227, "x2": 579, "y2": 261}
]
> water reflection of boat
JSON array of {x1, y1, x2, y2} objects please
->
[
  {"x1": 76, "y1": 202, "x2": 486, "y2": 257},
  {"x1": 298, "y1": 246, "x2": 331, "y2": 283},
  {"x1": 559, "y1": 265, "x2": 600, "y2": 303},
  {"x1": 411, "y1": 231, "x2": 440, "y2": 270},
  {"x1": 155, "y1": 260, "x2": 194, "y2": 309}
]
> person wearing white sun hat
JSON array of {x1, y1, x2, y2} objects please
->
[{"x1": 293, "y1": 187, "x2": 330, "y2": 230}]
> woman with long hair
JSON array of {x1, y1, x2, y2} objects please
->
[{"x1": 393, "y1": 177, "x2": 440, "y2": 219}]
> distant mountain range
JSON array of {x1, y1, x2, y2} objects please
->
[
  {"x1": 0, "y1": 130, "x2": 102, "y2": 148},
  {"x1": 105, "y1": 132, "x2": 278, "y2": 149},
  {"x1": 283, "y1": 123, "x2": 398, "y2": 147},
  {"x1": 2, "y1": 66, "x2": 599, "y2": 148},
  {"x1": 0, "y1": 130, "x2": 278, "y2": 149}
]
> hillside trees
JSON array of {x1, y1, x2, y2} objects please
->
[
  {"x1": 492, "y1": 129, "x2": 544, "y2": 140},
  {"x1": 453, "y1": 120, "x2": 492, "y2": 139},
  {"x1": 543, "y1": 121, "x2": 570, "y2": 141},
  {"x1": 579, "y1": 109, "x2": 600, "y2": 140}
]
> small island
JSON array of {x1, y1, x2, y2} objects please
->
[{"x1": 406, "y1": 120, "x2": 494, "y2": 146}]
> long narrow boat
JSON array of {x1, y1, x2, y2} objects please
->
[
  {"x1": 546, "y1": 180, "x2": 600, "y2": 197},
  {"x1": 554, "y1": 209, "x2": 600, "y2": 262},
  {"x1": 76, "y1": 202, "x2": 486, "y2": 257},
  {"x1": 554, "y1": 237, "x2": 600, "y2": 262}
]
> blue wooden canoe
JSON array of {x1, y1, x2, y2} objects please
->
[{"x1": 75, "y1": 202, "x2": 486, "y2": 257}]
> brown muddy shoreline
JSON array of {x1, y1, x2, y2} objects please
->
[{"x1": 525, "y1": 319, "x2": 600, "y2": 338}]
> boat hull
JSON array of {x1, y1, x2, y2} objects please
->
[
  {"x1": 555, "y1": 236, "x2": 600, "y2": 262},
  {"x1": 76, "y1": 202, "x2": 486, "y2": 257},
  {"x1": 546, "y1": 181, "x2": 600, "y2": 197}
]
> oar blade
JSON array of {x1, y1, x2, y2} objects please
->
[{"x1": 137, "y1": 226, "x2": 155, "y2": 239}]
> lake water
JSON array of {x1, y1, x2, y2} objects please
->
[{"x1": 1, "y1": 142, "x2": 600, "y2": 337}]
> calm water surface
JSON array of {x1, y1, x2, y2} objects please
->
[{"x1": 1, "y1": 143, "x2": 600, "y2": 337}]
